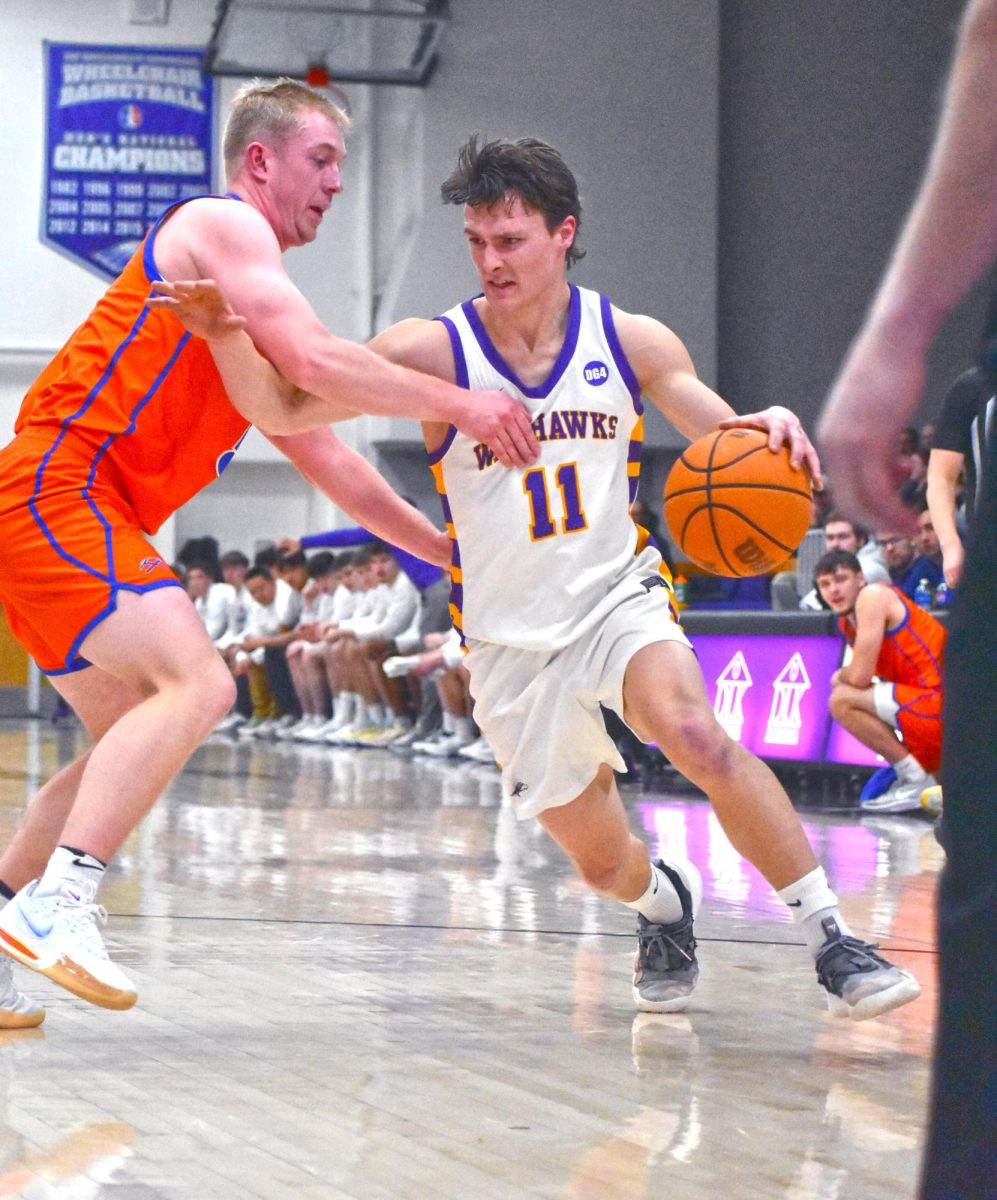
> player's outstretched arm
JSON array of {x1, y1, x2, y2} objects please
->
[
  {"x1": 160, "y1": 203, "x2": 538, "y2": 465},
  {"x1": 817, "y1": 0, "x2": 997, "y2": 530},
  {"x1": 616, "y1": 309, "x2": 822, "y2": 486},
  {"x1": 268, "y1": 426, "x2": 451, "y2": 570}
]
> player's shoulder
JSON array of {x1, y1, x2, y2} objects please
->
[
  {"x1": 166, "y1": 195, "x2": 275, "y2": 248},
  {"x1": 368, "y1": 317, "x2": 453, "y2": 379},
  {"x1": 609, "y1": 306, "x2": 692, "y2": 377},
  {"x1": 856, "y1": 581, "x2": 902, "y2": 620}
]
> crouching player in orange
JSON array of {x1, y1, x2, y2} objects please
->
[{"x1": 816, "y1": 549, "x2": 946, "y2": 814}]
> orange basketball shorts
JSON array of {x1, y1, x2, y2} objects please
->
[
  {"x1": 894, "y1": 683, "x2": 945, "y2": 775},
  {"x1": 0, "y1": 429, "x2": 182, "y2": 675}
]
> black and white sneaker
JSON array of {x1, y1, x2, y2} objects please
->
[
  {"x1": 815, "y1": 916, "x2": 921, "y2": 1021},
  {"x1": 632, "y1": 860, "x2": 701, "y2": 1013}
]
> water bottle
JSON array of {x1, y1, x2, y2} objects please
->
[
  {"x1": 673, "y1": 574, "x2": 689, "y2": 609},
  {"x1": 914, "y1": 577, "x2": 933, "y2": 609},
  {"x1": 934, "y1": 580, "x2": 952, "y2": 609}
]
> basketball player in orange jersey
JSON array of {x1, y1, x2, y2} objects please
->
[
  {"x1": 815, "y1": 549, "x2": 946, "y2": 813},
  {"x1": 0, "y1": 80, "x2": 540, "y2": 1024},
  {"x1": 157, "y1": 136, "x2": 923, "y2": 1022}
]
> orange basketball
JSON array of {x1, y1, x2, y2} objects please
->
[{"x1": 663, "y1": 428, "x2": 813, "y2": 577}]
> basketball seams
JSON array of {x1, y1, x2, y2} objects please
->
[
  {"x1": 664, "y1": 427, "x2": 813, "y2": 577},
  {"x1": 664, "y1": 481, "x2": 813, "y2": 501},
  {"x1": 679, "y1": 441, "x2": 770, "y2": 474}
]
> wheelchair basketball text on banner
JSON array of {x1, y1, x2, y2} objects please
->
[{"x1": 41, "y1": 41, "x2": 216, "y2": 281}]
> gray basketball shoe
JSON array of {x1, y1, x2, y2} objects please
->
[
  {"x1": 815, "y1": 916, "x2": 921, "y2": 1020},
  {"x1": 632, "y1": 861, "x2": 700, "y2": 1013}
]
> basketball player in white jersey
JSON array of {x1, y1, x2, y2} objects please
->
[{"x1": 153, "y1": 137, "x2": 920, "y2": 1022}]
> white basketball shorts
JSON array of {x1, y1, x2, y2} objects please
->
[{"x1": 464, "y1": 547, "x2": 692, "y2": 820}]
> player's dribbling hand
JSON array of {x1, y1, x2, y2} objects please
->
[
  {"x1": 147, "y1": 279, "x2": 247, "y2": 341},
  {"x1": 458, "y1": 391, "x2": 540, "y2": 468},
  {"x1": 719, "y1": 405, "x2": 823, "y2": 490}
]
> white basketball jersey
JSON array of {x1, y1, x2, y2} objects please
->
[{"x1": 431, "y1": 285, "x2": 661, "y2": 650}]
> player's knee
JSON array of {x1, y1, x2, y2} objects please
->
[
  {"x1": 198, "y1": 658, "x2": 237, "y2": 729},
  {"x1": 668, "y1": 715, "x2": 735, "y2": 780}
]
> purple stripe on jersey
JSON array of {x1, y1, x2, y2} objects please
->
[
  {"x1": 439, "y1": 491, "x2": 453, "y2": 523},
  {"x1": 460, "y1": 286, "x2": 582, "y2": 399},
  {"x1": 629, "y1": 476, "x2": 640, "y2": 503},
  {"x1": 628, "y1": 441, "x2": 642, "y2": 464},
  {"x1": 451, "y1": 542, "x2": 461, "y2": 569},
  {"x1": 436, "y1": 314, "x2": 470, "y2": 389},
  {"x1": 600, "y1": 293, "x2": 642, "y2": 414},
  {"x1": 426, "y1": 425, "x2": 458, "y2": 466},
  {"x1": 450, "y1": 582, "x2": 464, "y2": 612}
]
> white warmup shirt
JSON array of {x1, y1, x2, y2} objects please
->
[{"x1": 194, "y1": 582, "x2": 236, "y2": 644}]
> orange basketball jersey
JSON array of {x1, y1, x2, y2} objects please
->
[
  {"x1": 838, "y1": 586, "x2": 946, "y2": 688},
  {"x1": 16, "y1": 194, "x2": 250, "y2": 534}
]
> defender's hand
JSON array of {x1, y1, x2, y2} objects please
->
[
  {"x1": 456, "y1": 390, "x2": 540, "y2": 468},
  {"x1": 148, "y1": 279, "x2": 247, "y2": 341}
]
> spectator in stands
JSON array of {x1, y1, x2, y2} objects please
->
[
  {"x1": 773, "y1": 511, "x2": 888, "y2": 611},
  {"x1": 915, "y1": 507, "x2": 944, "y2": 568},
  {"x1": 279, "y1": 524, "x2": 442, "y2": 593},
  {"x1": 384, "y1": 571, "x2": 453, "y2": 749},
  {"x1": 282, "y1": 552, "x2": 339, "y2": 740},
  {"x1": 273, "y1": 548, "x2": 311, "y2": 594},
  {"x1": 233, "y1": 565, "x2": 303, "y2": 736},
  {"x1": 816, "y1": 549, "x2": 946, "y2": 814},
  {"x1": 927, "y1": 364, "x2": 995, "y2": 589},
  {"x1": 213, "y1": 550, "x2": 254, "y2": 734},
  {"x1": 323, "y1": 548, "x2": 390, "y2": 743},
  {"x1": 874, "y1": 529, "x2": 944, "y2": 601},
  {"x1": 387, "y1": 629, "x2": 480, "y2": 758},
  {"x1": 186, "y1": 560, "x2": 236, "y2": 645},
  {"x1": 324, "y1": 546, "x2": 421, "y2": 745}
]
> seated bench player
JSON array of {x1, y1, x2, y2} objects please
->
[{"x1": 816, "y1": 549, "x2": 946, "y2": 813}]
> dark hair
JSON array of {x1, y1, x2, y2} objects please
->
[
  {"x1": 441, "y1": 135, "x2": 585, "y2": 268},
  {"x1": 253, "y1": 545, "x2": 280, "y2": 568},
  {"x1": 220, "y1": 550, "x2": 249, "y2": 569},
  {"x1": 814, "y1": 549, "x2": 862, "y2": 581},
  {"x1": 245, "y1": 565, "x2": 273, "y2": 584},
  {"x1": 822, "y1": 511, "x2": 870, "y2": 546},
  {"x1": 308, "y1": 551, "x2": 336, "y2": 578},
  {"x1": 276, "y1": 548, "x2": 308, "y2": 569},
  {"x1": 185, "y1": 558, "x2": 217, "y2": 579}
]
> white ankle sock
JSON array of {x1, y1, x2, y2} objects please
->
[
  {"x1": 778, "y1": 865, "x2": 853, "y2": 957},
  {"x1": 624, "y1": 860, "x2": 695, "y2": 925},
  {"x1": 894, "y1": 754, "x2": 927, "y2": 784},
  {"x1": 36, "y1": 845, "x2": 106, "y2": 900}
]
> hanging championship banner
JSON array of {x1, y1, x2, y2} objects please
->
[{"x1": 42, "y1": 42, "x2": 215, "y2": 280}]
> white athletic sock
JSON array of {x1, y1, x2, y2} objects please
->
[
  {"x1": 454, "y1": 716, "x2": 475, "y2": 740},
  {"x1": 441, "y1": 711, "x2": 457, "y2": 735},
  {"x1": 623, "y1": 860, "x2": 689, "y2": 926},
  {"x1": 894, "y1": 753, "x2": 928, "y2": 785},
  {"x1": 778, "y1": 865, "x2": 853, "y2": 957},
  {"x1": 363, "y1": 703, "x2": 385, "y2": 727},
  {"x1": 36, "y1": 845, "x2": 106, "y2": 900}
]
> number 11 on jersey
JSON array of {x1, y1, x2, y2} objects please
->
[{"x1": 522, "y1": 462, "x2": 589, "y2": 541}]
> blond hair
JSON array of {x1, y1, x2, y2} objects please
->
[{"x1": 223, "y1": 78, "x2": 349, "y2": 175}]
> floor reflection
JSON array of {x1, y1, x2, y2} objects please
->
[{"x1": 0, "y1": 719, "x2": 939, "y2": 1199}]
